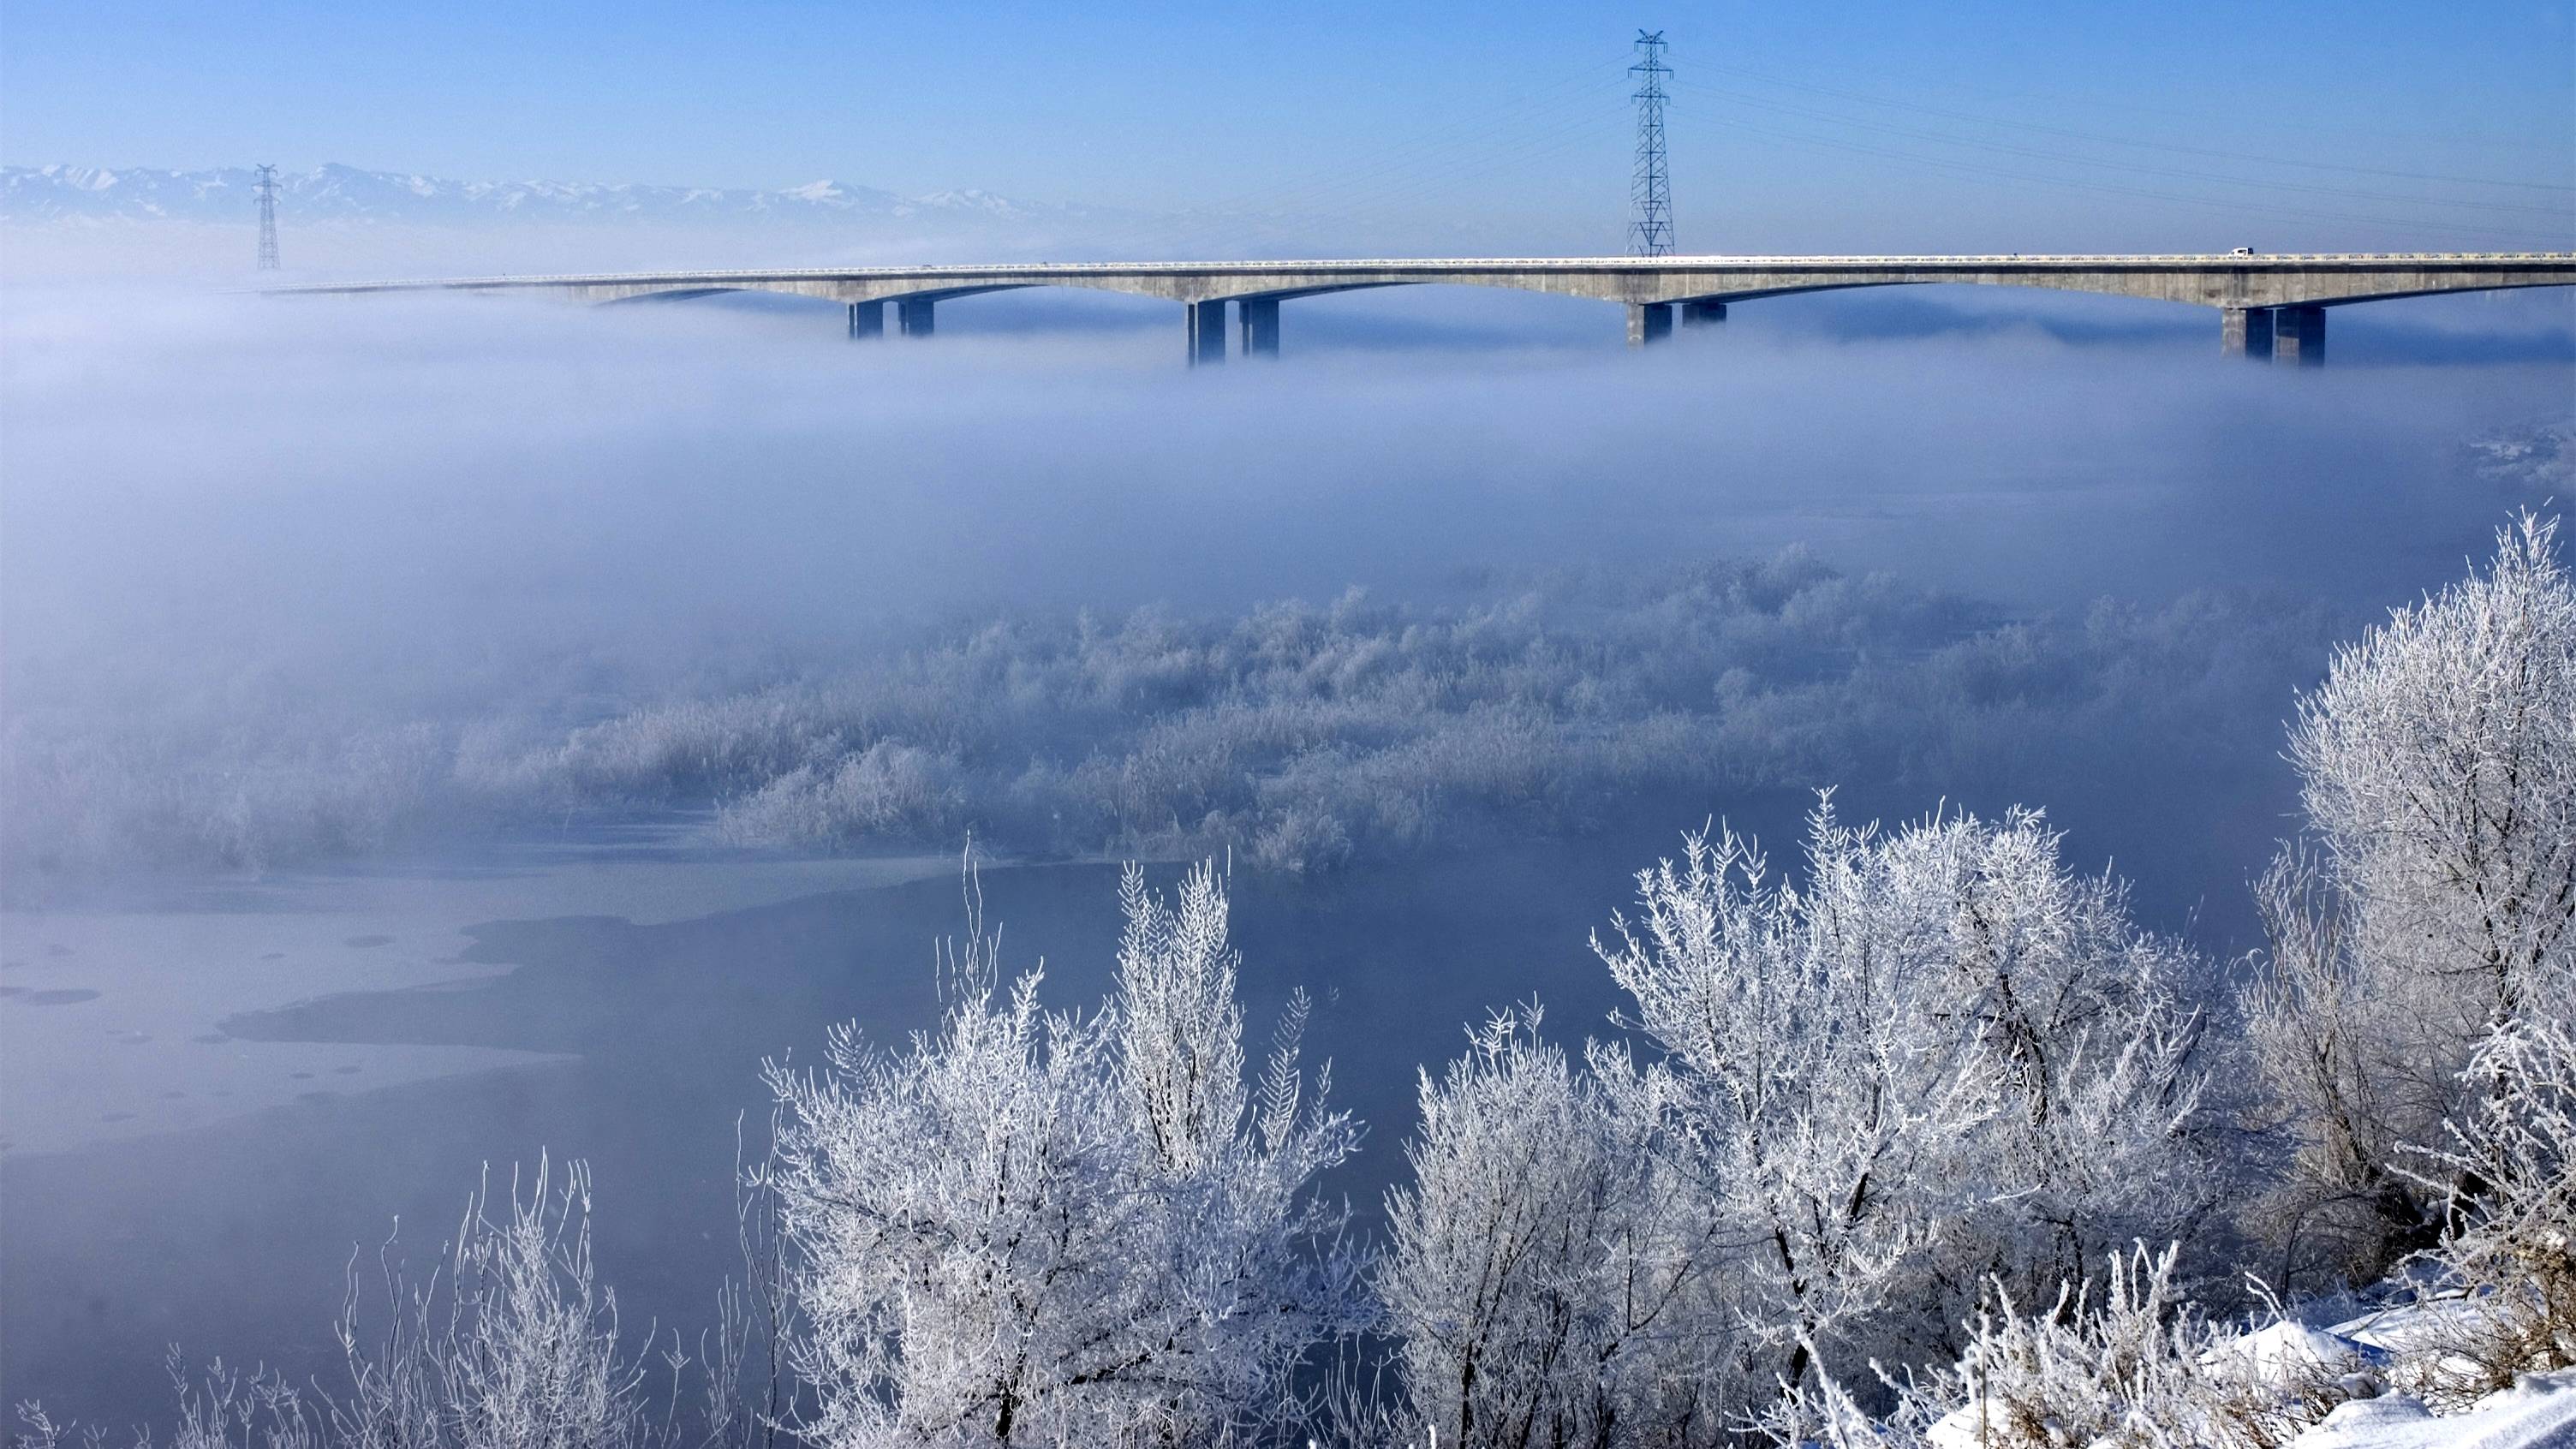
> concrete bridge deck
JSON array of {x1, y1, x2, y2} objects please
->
[{"x1": 268, "y1": 252, "x2": 2576, "y2": 365}]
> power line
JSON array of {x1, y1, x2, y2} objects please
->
[
  {"x1": 1629, "y1": 31, "x2": 1673, "y2": 255},
  {"x1": 1702, "y1": 110, "x2": 2570, "y2": 247},
  {"x1": 1691, "y1": 59, "x2": 2576, "y2": 194},
  {"x1": 1061, "y1": 53, "x2": 1637, "y2": 259},
  {"x1": 1673, "y1": 80, "x2": 2576, "y2": 219}
]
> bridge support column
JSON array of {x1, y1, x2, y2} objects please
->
[
  {"x1": 847, "y1": 301, "x2": 885, "y2": 340},
  {"x1": 2221, "y1": 307, "x2": 2273, "y2": 360},
  {"x1": 2272, "y1": 306, "x2": 2324, "y2": 367},
  {"x1": 1626, "y1": 303, "x2": 1673, "y2": 348},
  {"x1": 1186, "y1": 301, "x2": 1228, "y2": 366},
  {"x1": 897, "y1": 297, "x2": 935, "y2": 337},
  {"x1": 1680, "y1": 301, "x2": 1727, "y2": 327},
  {"x1": 1237, "y1": 297, "x2": 1280, "y2": 357}
]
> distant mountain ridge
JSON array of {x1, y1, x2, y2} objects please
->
[{"x1": 1, "y1": 162, "x2": 1113, "y2": 229}]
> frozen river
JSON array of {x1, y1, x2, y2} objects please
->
[{"x1": 2, "y1": 811, "x2": 1749, "y2": 1422}]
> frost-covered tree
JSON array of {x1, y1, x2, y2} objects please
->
[
  {"x1": 1116, "y1": 862, "x2": 1248, "y2": 1175},
  {"x1": 1875, "y1": 809, "x2": 2215, "y2": 1313},
  {"x1": 1589, "y1": 798, "x2": 2213, "y2": 1392},
  {"x1": 1111, "y1": 862, "x2": 1372, "y2": 1440},
  {"x1": 760, "y1": 863, "x2": 1363, "y2": 1446},
  {"x1": 2293, "y1": 512, "x2": 2576, "y2": 1019},
  {"x1": 1592, "y1": 803, "x2": 1996, "y2": 1388},
  {"x1": 2248, "y1": 513, "x2": 2576, "y2": 1283},
  {"x1": 1379, "y1": 1007, "x2": 1728, "y2": 1448}
]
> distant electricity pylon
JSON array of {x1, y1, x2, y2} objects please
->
[
  {"x1": 254, "y1": 164, "x2": 282, "y2": 271},
  {"x1": 1627, "y1": 31, "x2": 1673, "y2": 257}
]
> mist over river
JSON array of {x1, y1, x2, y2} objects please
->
[{"x1": 4, "y1": 278, "x2": 2573, "y2": 1422}]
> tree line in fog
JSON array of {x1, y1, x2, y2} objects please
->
[{"x1": 7, "y1": 546, "x2": 2340, "y2": 886}]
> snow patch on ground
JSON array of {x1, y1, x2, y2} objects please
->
[
  {"x1": 2291, "y1": 1368, "x2": 2576, "y2": 1448},
  {"x1": 2222, "y1": 1319, "x2": 2384, "y2": 1390}
]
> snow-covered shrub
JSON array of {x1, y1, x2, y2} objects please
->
[
  {"x1": 14, "y1": 1361, "x2": 323, "y2": 1449},
  {"x1": 760, "y1": 863, "x2": 1363, "y2": 1446},
  {"x1": 1848, "y1": 1245, "x2": 2363, "y2": 1449},
  {"x1": 712, "y1": 739, "x2": 967, "y2": 847},
  {"x1": 15, "y1": 1161, "x2": 741, "y2": 1449},
  {"x1": 2394, "y1": 1018, "x2": 2576, "y2": 1409},
  {"x1": 328, "y1": 1154, "x2": 663, "y2": 1449},
  {"x1": 1246, "y1": 802, "x2": 1355, "y2": 875},
  {"x1": 2247, "y1": 514, "x2": 2576, "y2": 1285},
  {"x1": 1379, "y1": 1008, "x2": 1729, "y2": 1448}
]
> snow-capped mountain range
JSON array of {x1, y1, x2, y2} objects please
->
[{"x1": 1, "y1": 163, "x2": 1115, "y2": 229}]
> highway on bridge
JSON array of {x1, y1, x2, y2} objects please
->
[{"x1": 269, "y1": 252, "x2": 2576, "y2": 365}]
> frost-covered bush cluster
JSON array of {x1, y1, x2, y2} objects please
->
[
  {"x1": 756, "y1": 863, "x2": 1366, "y2": 1444},
  {"x1": 30, "y1": 518, "x2": 2576, "y2": 1447},
  {"x1": 2244, "y1": 513, "x2": 2576, "y2": 1288},
  {"x1": 1380, "y1": 1006, "x2": 1726, "y2": 1446},
  {"x1": 3, "y1": 720, "x2": 450, "y2": 875},
  {"x1": 1364, "y1": 797, "x2": 2219, "y2": 1446},
  {"x1": 13, "y1": 1156, "x2": 739, "y2": 1449},
  {"x1": 1793, "y1": 1245, "x2": 2370, "y2": 1449},
  {"x1": 2392, "y1": 1017, "x2": 2576, "y2": 1410},
  {"x1": 3, "y1": 548, "x2": 2340, "y2": 885}
]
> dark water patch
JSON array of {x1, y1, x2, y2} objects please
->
[
  {"x1": 5, "y1": 1058, "x2": 581, "y2": 1416},
  {"x1": 14, "y1": 989, "x2": 99, "y2": 1005},
  {"x1": 260, "y1": 952, "x2": 285, "y2": 960},
  {"x1": 342, "y1": 935, "x2": 392, "y2": 948},
  {"x1": 0, "y1": 987, "x2": 21, "y2": 997},
  {"x1": 332, "y1": 1064, "x2": 361, "y2": 1076}
]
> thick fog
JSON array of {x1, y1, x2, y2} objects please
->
[
  {"x1": 6, "y1": 281, "x2": 2568, "y2": 881},
  {"x1": 3, "y1": 266, "x2": 2572, "y2": 1419}
]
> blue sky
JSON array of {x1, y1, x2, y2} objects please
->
[{"x1": 5, "y1": 0, "x2": 2572, "y2": 251}]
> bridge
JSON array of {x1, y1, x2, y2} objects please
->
[{"x1": 271, "y1": 253, "x2": 2576, "y2": 366}]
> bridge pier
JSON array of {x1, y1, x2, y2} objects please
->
[
  {"x1": 897, "y1": 297, "x2": 936, "y2": 337},
  {"x1": 2272, "y1": 305, "x2": 2324, "y2": 367},
  {"x1": 848, "y1": 301, "x2": 884, "y2": 340},
  {"x1": 1237, "y1": 297, "x2": 1280, "y2": 357},
  {"x1": 1186, "y1": 301, "x2": 1229, "y2": 366},
  {"x1": 1680, "y1": 301, "x2": 1727, "y2": 327},
  {"x1": 2221, "y1": 306, "x2": 2273, "y2": 360},
  {"x1": 1626, "y1": 302, "x2": 1673, "y2": 347}
]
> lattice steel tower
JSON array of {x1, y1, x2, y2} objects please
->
[
  {"x1": 1627, "y1": 31, "x2": 1673, "y2": 256},
  {"x1": 254, "y1": 164, "x2": 281, "y2": 271}
]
